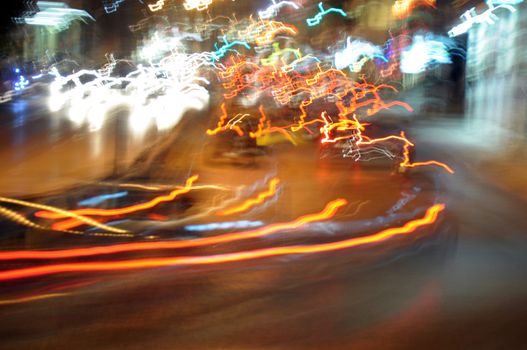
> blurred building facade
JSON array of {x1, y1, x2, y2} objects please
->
[
  {"x1": 464, "y1": 1, "x2": 527, "y2": 146},
  {"x1": 19, "y1": 1, "x2": 98, "y2": 65}
]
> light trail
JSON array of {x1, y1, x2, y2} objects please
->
[
  {"x1": 183, "y1": 0, "x2": 214, "y2": 11},
  {"x1": 212, "y1": 36, "x2": 252, "y2": 61},
  {"x1": 400, "y1": 34, "x2": 453, "y2": 74},
  {"x1": 0, "y1": 206, "x2": 133, "y2": 238},
  {"x1": 104, "y1": 0, "x2": 126, "y2": 14},
  {"x1": 306, "y1": 2, "x2": 347, "y2": 27},
  {"x1": 185, "y1": 220, "x2": 264, "y2": 231},
  {"x1": 448, "y1": 1, "x2": 519, "y2": 37},
  {"x1": 255, "y1": 21, "x2": 298, "y2": 46},
  {"x1": 0, "y1": 199, "x2": 347, "y2": 261},
  {"x1": 35, "y1": 176, "x2": 199, "y2": 226},
  {"x1": 0, "y1": 197, "x2": 129, "y2": 234},
  {"x1": 399, "y1": 132, "x2": 455, "y2": 174},
  {"x1": 78, "y1": 191, "x2": 129, "y2": 207},
  {"x1": 206, "y1": 103, "x2": 246, "y2": 136},
  {"x1": 148, "y1": 0, "x2": 166, "y2": 11},
  {"x1": 334, "y1": 37, "x2": 387, "y2": 72},
  {"x1": 114, "y1": 183, "x2": 229, "y2": 192},
  {"x1": 0, "y1": 293, "x2": 69, "y2": 305},
  {"x1": 320, "y1": 112, "x2": 362, "y2": 144},
  {"x1": 260, "y1": 42, "x2": 302, "y2": 66},
  {"x1": 258, "y1": 0, "x2": 300, "y2": 20},
  {"x1": 218, "y1": 177, "x2": 280, "y2": 216},
  {"x1": 0, "y1": 204, "x2": 444, "y2": 281},
  {"x1": 248, "y1": 106, "x2": 298, "y2": 145},
  {"x1": 16, "y1": 1, "x2": 95, "y2": 30}
]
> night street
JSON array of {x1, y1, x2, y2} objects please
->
[{"x1": 0, "y1": 1, "x2": 526, "y2": 349}]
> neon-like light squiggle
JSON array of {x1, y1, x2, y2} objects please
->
[
  {"x1": 183, "y1": 0, "x2": 213, "y2": 11},
  {"x1": 258, "y1": 0, "x2": 300, "y2": 20},
  {"x1": 306, "y1": 2, "x2": 347, "y2": 27},
  {"x1": 212, "y1": 36, "x2": 252, "y2": 61},
  {"x1": 399, "y1": 132, "x2": 454, "y2": 174},
  {"x1": 448, "y1": 0, "x2": 519, "y2": 37},
  {"x1": 334, "y1": 37, "x2": 388, "y2": 72},
  {"x1": 218, "y1": 177, "x2": 280, "y2": 216}
]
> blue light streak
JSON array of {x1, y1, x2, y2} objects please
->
[
  {"x1": 306, "y1": 2, "x2": 347, "y2": 27},
  {"x1": 78, "y1": 191, "x2": 129, "y2": 207},
  {"x1": 212, "y1": 36, "x2": 251, "y2": 61},
  {"x1": 185, "y1": 220, "x2": 264, "y2": 232}
]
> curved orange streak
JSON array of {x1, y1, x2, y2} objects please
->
[
  {"x1": 36, "y1": 175, "x2": 199, "y2": 221},
  {"x1": 402, "y1": 160, "x2": 455, "y2": 174},
  {"x1": 207, "y1": 104, "x2": 245, "y2": 136},
  {"x1": 0, "y1": 203, "x2": 444, "y2": 281},
  {"x1": 0, "y1": 199, "x2": 348, "y2": 261},
  {"x1": 52, "y1": 217, "x2": 104, "y2": 231},
  {"x1": 0, "y1": 293, "x2": 69, "y2": 305},
  {"x1": 218, "y1": 178, "x2": 280, "y2": 216},
  {"x1": 0, "y1": 197, "x2": 129, "y2": 234},
  {"x1": 399, "y1": 132, "x2": 454, "y2": 174},
  {"x1": 359, "y1": 135, "x2": 414, "y2": 146},
  {"x1": 206, "y1": 103, "x2": 229, "y2": 135}
]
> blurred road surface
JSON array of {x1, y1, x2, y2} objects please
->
[{"x1": 0, "y1": 97, "x2": 526, "y2": 349}]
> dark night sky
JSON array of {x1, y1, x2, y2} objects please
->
[{"x1": 0, "y1": 0, "x2": 27, "y2": 30}]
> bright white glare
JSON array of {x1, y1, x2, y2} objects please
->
[
  {"x1": 400, "y1": 35, "x2": 452, "y2": 74},
  {"x1": 448, "y1": 1, "x2": 519, "y2": 37},
  {"x1": 258, "y1": 0, "x2": 300, "y2": 20},
  {"x1": 21, "y1": 1, "x2": 94, "y2": 30},
  {"x1": 183, "y1": 0, "x2": 213, "y2": 11},
  {"x1": 334, "y1": 37, "x2": 386, "y2": 71},
  {"x1": 48, "y1": 32, "x2": 211, "y2": 134}
]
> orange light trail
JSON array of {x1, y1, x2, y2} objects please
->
[
  {"x1": 206, "y1": 103, "x2": 245, "y2": 136},
  {"x1": 0, "y1": 199, "x2": 347, "y2": 261},
  {"x1": 0, "y1": 206, "x2": 133, "y2": 238},
  {"x1": 218, "y1": 177, "x2": 280, "y2": 216},
  {"x1": 0, "y1": 196, "x2": 129, "y2": 234},
  {"x1": 47, "y1": 175, "x2": 198, "y2": 231},
  {"x1": 320, "y1": 111, "x2": 362, "y2": 144},
  {"x1": 248, "y1": 106, "x2": 298, "y2": 145},
  {"x1": 0, "y1": 293, "x2": 70, "y2": 305},
  {"x1": 399, "y1": 132, "x2": 454, "y2": 174},
  {"x1": 36, "y1": 175, "x2": 199, "y2": 224},
  {"x1": 0, "y1": 203, "x2": 444, "y2": 281}
]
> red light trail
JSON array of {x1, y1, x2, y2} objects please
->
[
  {"x1": 0, "y1": 203, "x2": 444, "y2": 281},
  {"x1": 0, "y1": 199, "x2": 347, "y2": 261},
  {"x1": 35, "y1": 176, "x2": 199, "y2": 231}
]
